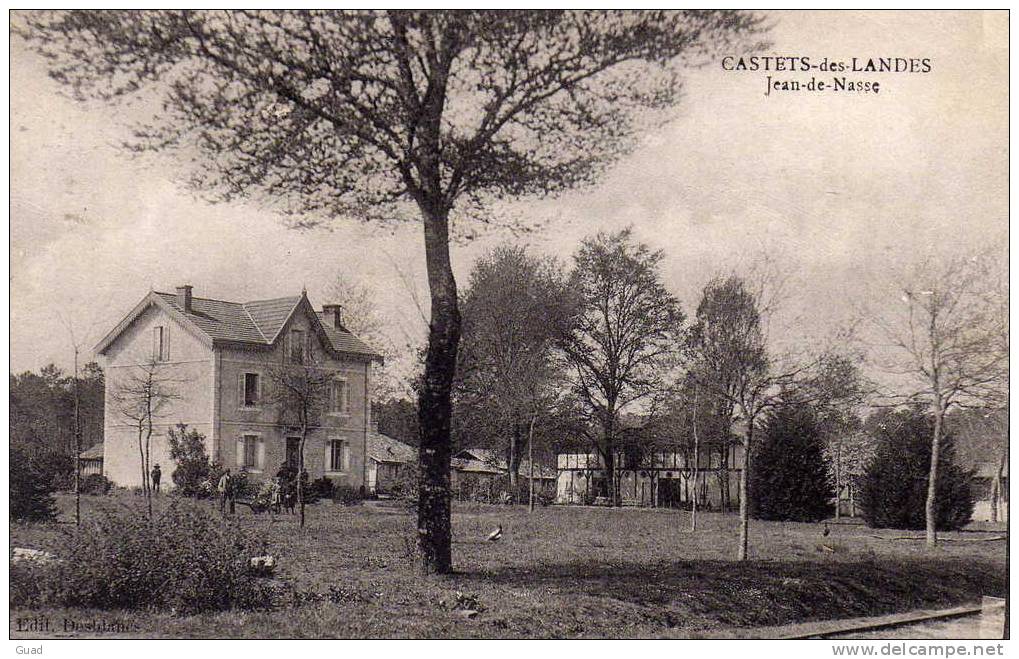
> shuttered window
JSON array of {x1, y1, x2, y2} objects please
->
[
  {"x1": 327, "y1": 439, "x2": 349, "y2": 472},
  {"x1": 152, "y1": 326, "x2": 169, "y2": 362},
  {"x1": 329, "y1": 379, "x2": 349, "y2": 414},
  {"x1": 237, "y1": 435, "x2": 264, "y2": 471},
  {"x1": 242, "y1": 373, "x2": 260, "y2": 407}
]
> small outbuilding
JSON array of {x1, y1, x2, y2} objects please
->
[
  {"x1": 79, "y1": 443, "x2": 104, "y2": 477},
  {"x1": 366, "y1": 431, "x2": 417, "y2": 496}
]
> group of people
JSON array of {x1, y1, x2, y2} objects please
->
[{"x1": 215, "y1": 462, "x2": 307, "y2": 516}]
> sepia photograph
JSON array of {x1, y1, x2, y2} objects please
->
[{"x1": 7, "y1": 9, "x2": 1009, "y2": 646}]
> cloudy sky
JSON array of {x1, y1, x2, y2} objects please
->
[{"x1": 10, "y1": 10, "x2": 1008, "y2": 379}]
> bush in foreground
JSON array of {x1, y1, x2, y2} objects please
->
[
  {"x1": 860, "y1": 407, "x2": 974, "y2": 531},
  {"x1": 11, "y1": 500, "x2": 275, "y2": 614},
  {"x1": 80, "y1": 473, "x2": 113, "y2": 495}
]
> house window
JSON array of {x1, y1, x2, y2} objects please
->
[
  {"x1": 329, "y1": 379, "x2": 349, "y2": 414},
  {"x1": 238, "y1": 434, "x2": 262, "y2": 471},
  {"x1": 153, "y1": 326, "x2": 169, "y2": 362},
  {"x1": 289, "y1": 329, "x2": 305, "y2": 362},
  {"x1": 242, "y1": 373, "x2": 260, "y2": 407},
  {"x1": 328, "y1": 439, "x2": 350, "y2": 472}
]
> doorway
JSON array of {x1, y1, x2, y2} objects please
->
[{"x1": 286, "y1": 437, "x2": 301, "y2": 470}]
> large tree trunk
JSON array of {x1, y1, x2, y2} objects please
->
[
  {"x1": 737, "y1": 423, "x2": 753, "y2": 561},
  {"x1": 925, "y1": 400, "x2": 944, "y2": 548},
  {"x1": 605, "y1": 413, "x2": 620, "y2": 506},
  {"x1": 416, "y1": 206, "x2": 460, "y2": 575},
  {"x1": 508, "y1": 420, "x2": 521, "y2": 492}
]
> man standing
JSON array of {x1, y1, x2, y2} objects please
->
[
  {"x1": 218, "y1": 469, "x2": 232, "y2": 515},
  {"x1": 151, "y1": 464, "x2": 162, "y2": 494}
]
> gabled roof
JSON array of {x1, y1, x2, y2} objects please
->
[
  {"x1": 456, "y1": 447, "x2": 502, "y2": 467},
  {"x1": 95, "y1": 289, "x2": 380, "y2": 360},
  {"x1": 367, "y1": 432, "x2": 417, "y2": 464},
  {"x1": 79, "y1": 444, "x2": 104, "y2": 460},
  {"x1": 452, "y1": 457, "x2": 505, "y2": 475},
  {"x1": 451, "y1": 448, "x2": 555, "y2": 478}
]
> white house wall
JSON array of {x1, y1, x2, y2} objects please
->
[{"x1": 101, "y1": 303, "x2": 215, "y2": 487}]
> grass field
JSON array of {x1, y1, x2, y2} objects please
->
[{"x1": 9, "y1": 493, "x2": 1007, "y2": 639}]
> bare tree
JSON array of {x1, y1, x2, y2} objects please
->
[
  {"x1": 686, "y1": 274, "x2": 769, "y2": 559},
  {"x1": 22, "y1": 9, "x2": 762, "y2": 573},
  {"x1": 325, "y1": 279, "x2": 414, "y2": 403},
  {"x1": 822, "y1": 427, "x2": 875, "y2": 520},
  {"x1": 562, "y1": 229, "x2": 686, "y2": 506},
  {"x1": 108, "y1": 358, "x2": 179, "y2": 518},
  {"x1": 872, "y1": 252, "x2": 1008, "y2": 547},
  {"x1": 262, "y1": 342, "x2": 334, "y2": 528},
  {"x1": 58, "y1": 302, "x2": 108, "y2": 526},
  {"x1": 686, "y1": 271, "x2": 858, "y2": 560}
]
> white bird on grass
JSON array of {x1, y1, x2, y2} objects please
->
[{"x1": 486, "y1": 525, "x2": 503, "y2": 542}]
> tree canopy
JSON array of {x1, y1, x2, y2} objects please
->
[
  {"x1": 562, "y1": 228, "x2": 686, "y2": 503},
  {"x1": 22, "y1": 11, "x2": 762, "y2": 227},
  {"x1": 454, "y1": 244, "x2": 573, "y2": 485}
]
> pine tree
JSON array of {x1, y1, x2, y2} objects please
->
[
  {"x1": 749, "y1": 404, "x2": 834, "y2": 522},
  {"x1": 860, "y1": 407, "x2": 974, "y2": 531},
  {"x1": 11, "y1": 446, "x2": 58, "y2": 522},
  {"x1": 167, "y1": 423, "x2": 215, "y2": 497}
]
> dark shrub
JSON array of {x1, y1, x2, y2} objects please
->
[
  {"x1": 307, "y1": 477, "x2": 335, "y2": 503},
  {"x1": 10, "y1": 447, "x2": 58, "y2": 522},
  {"x1": 749, "y1": 404, "x2": 835, "y2": 522},
  {"x1": 332, "y1": 485, "x2": 362, "y2": 505},
  {"x1": 80, "y1": 473, "x2": 113, "y2": 495},
  {"x1": 27, "y1": 449, "x2": 74, "y2": 491},
  {"x1": 536, "y1": 490, "x2": 555, "y2": 507},
  {"x1": 860, "y1": 407, "x2": 974, "y2": 531},
  {"x1": 167, "y1": 423, "x2": 216, "y2": 497},
  {"x1": 10, "y1": 500, "x2": 275, "y2": 614},
  {"x1": 228, "y1": 470, "x2": 255, "y2": 499},
  {"x1": 387, "y1": 462, "x2": 419, "y2": 503}
]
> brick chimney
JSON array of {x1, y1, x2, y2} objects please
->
[
  {"x1": 322, "y1": 304, "x2": 343, "y2": 329},
  {"x1": 176, "y1": 285, "x2": 193, "y2": 313}
]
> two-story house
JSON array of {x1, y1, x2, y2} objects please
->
[{"x1": 94, "y1": 284, "x2": 380, "y2": 491}]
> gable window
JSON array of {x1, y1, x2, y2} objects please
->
[
  {"x1": 237, "y1": 434, "x2": 263, "y2": 471},
  {"x1": 241, "y1": 372, "x2": 260, "y2": 407},
  {"x1": 152, "y1": 326, "x2": 169, "y2": 362},
  {"x1": 288, "y1": 329, "x2": 305, "y2": 363},
  {"x1": 327, "y1": 439, "x2": 350, "y2": 472},
  {"x1": 329, "y1": 379, "x2": 349, "y2": 415}
]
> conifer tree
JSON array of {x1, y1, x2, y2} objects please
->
[{"x1": 749, "y1": 404, "x2": 834, "y2": 522}]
